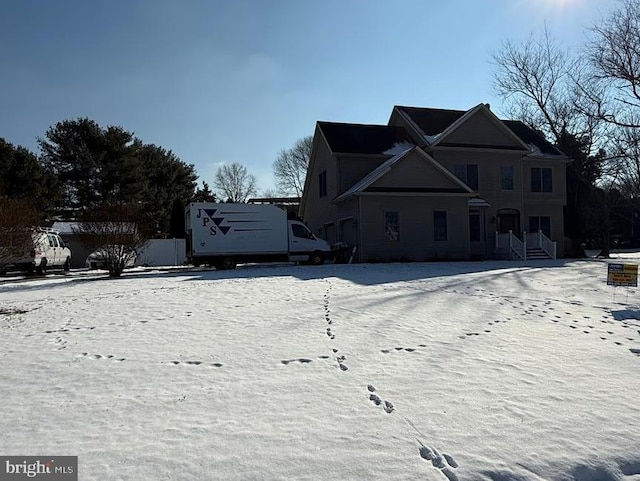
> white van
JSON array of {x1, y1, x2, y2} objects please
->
[{"x1": 2, "y1": 228, "x2": 72, "y2": 275}]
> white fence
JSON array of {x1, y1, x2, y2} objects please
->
[{"x1": 137, "y1": 239, "x2": 186, "y2": 267}]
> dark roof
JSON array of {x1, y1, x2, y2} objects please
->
[
  {"x1": 318, "y1": 121, "x2": 413, "y2": 154},
  {"x1": 395, "y1": 106, "x2": 466, "y2": 136},
  {"x1": 502, "y1": 121, "x2": 566, "y2": 156}
]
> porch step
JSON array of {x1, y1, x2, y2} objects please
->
[{"x1": 526, "y1": 247, "x2": 552, "y2": 260}]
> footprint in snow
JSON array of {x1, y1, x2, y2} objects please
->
[
  {"x1": 282, "y1": 355, "x2": 335, "y2": 366},
  {"x1": 382, "y1": 344, "x2": 428, "y2": 354},
  {"x1": 170, "y1": 360, "x2": 223, "y2": 367},
  {"x1": 78, "y1": 353, "x2": 125, "y2": 362},
  {"x1": 419, "y1": 445, "x2": 459, "y2": 481}
]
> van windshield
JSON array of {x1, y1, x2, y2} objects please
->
[{"x1": 291, "y1": 224, "x2": 314, "y2": 239}]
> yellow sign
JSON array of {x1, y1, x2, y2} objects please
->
[{"x1": 607, "y1": 263, "x2": 638, "y2": 287}]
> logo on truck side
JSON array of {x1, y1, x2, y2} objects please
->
[{"x1": 196, "y1": 208, "x2": 231, "y2": 236}]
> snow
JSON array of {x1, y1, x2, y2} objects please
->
[
  {"x1": 1, "y1": 258, "x2": 640, "y2": 480},
  {"x1": 382, "y1": 141, "x2": 414, "y2": 155},
  {"x1": 425, "y1": 133, "x2": 441, "y2": 144}
]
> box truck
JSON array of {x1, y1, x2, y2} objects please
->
[{"x1": 185, "y1": 203, "x2": 336, "y2": 269}]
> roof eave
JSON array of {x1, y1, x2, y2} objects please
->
[{"x1": 525, "y1": 153, "x2": 572, "y2": 162}]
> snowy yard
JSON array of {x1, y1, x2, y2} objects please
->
[{"x1": 1, "y1": 257, "x2": 639, "y2": 480}]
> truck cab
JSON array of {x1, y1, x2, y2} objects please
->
[{"x1": 288, "y1": 221, "x2": 331, "y2": 264}]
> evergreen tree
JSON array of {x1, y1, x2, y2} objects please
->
[
  {"x1": 37, "y1": 118, "x2": 197, "y2": 235},
  {"x1": 192, "y1": 181, "x2": 217, "y2": 202},
  {"x1": 0, "y1": 138, "x2": 60, "y2": 214},
  {"x1": 136, "y1": 144, "x2": 197, "y2": 236},
  {"x1": 38, "y1": 118, "x2": 107, "y2": 210}
]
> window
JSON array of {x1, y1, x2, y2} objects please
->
[
  {"x1": 531, "y1": 167, "x2": 552, "y2": 192},
  {"x1": 385, "y1": 211, "x2": 399, "y2": 241},
  {"x1": 323, "y1": 223, "x2": 336, "y2": 244},
  {"x1": 529, "y1": 216, "x2": 551, "y2": 237},
  {"x1": 501, "y1": 166, "x2": 514, "y2": 191},
  {"x1": 453, "y1": 164, "x2": 478, "y2": 190},
  {"x1": 291, "y1": 224, "x2": 314, "y2": 239},
  {"x1": 319, "y1": 170, "x2": 327, "y2": 198},
  {"x1": 469, "y1": 214, "x2": 481, "y2": 242},
  {"x1": 434, "y1": 211, "x2": 447, "y2": 241}
]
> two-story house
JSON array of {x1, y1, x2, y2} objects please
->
[{"x1": 299, "y1": 103, "x2": 570, "y2": 262}]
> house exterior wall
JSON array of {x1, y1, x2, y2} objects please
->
[
  {"x1": 358, "y1": 196, "x2": 470, "y2": 262},
  {"x1": 432, "y1": 148, "x2": 524, "y2": 247},
  {"x1": 442, "y1": 111, "x2": 524, "y2": 148},
  {"x1": 301, "y1": 134, "x2": 338, "y2": 237},
  {"x1": 522, "y1": 159, "x2": 567, "y2": 205},
  {"x1": 431, "y1": 148, "x2": 567, "y2": 257},
  {"x1": 337, "y1": 155, "x2": 388, "y2": 194},
  {"x1": 368, "y1": 150, "x2": 461, "y2": 190},
  {"x1": 522, "y1": 158, "x2": 567, "y2": 256}
]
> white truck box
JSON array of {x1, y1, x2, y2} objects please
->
[{"x1": 185, "y1": 203, "x2": 335, "y2": 269}]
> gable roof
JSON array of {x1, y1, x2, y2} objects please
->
[
  {"x1": 394, "y1": 106, "x2": 466, "y2": 136},
  {"x1": 317, "y1": 121, "x2": 414, "y2": 154},
  {"x1": 334, "y1": 146, "x2": 475, "y2": 203},
  {"x1": 393, "y1": 105, "x2": 566, "y2": 156},
  {"x1": 502, "y1": 121, "x2": 567, "y2": 157}
]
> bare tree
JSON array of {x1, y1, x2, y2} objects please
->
[
  {"x1": 492, "y1": 28, "x2": 613, "y2": 256},
  {"x1": 492, "y1": 27, "x2": 604, "y2": 148},
  {"x1": 0, "y1": 198, "x2": 40, "y2": 272},
  {"x1": 73, "y1": 203, "x2": 151, "y2": 277},
  {"x1": 612, "y1": 128, "x2": 640, "y2": 197},
  {"x1": 586, "y1": 0, "x2": 640, "y2": 129},
  {"x1": 261, "y1": 188, "x2": 279, "y2": 198},
  {"x1": 273, "y1": 136, "x2": 313, "y2": 197},
  {"x1": 214, "y1": 163, "x2": 258, "y2": 203}
]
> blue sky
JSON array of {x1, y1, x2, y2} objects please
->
[{"x1": 0, "y1": 0, "x2": 619, "y2": 193}]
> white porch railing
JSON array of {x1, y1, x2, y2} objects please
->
[
  {"x1": 524, "y1": 230, "x2": 557, "y2": 259},
  {"x1": 496, "y1": 230, "x2": 557, "y2": 260},
  {"x1": 495, "y1": 230, "x2": 525, "y2": 260}
]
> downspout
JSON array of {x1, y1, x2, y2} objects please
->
[
  {"x1": 520, "y1": 155, "x2": 526, "y2": 237},
  {"x1": 357, "y1": 195, "x2": 362, "y2": 261}
]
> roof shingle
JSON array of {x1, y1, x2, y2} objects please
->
[{"x1": 318, "y1": 121, "x2": 413, "y2": 155}]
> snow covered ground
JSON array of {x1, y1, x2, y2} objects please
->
[{"x1": 1, "y1": 257, "x2": 639, "y2": 480}]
